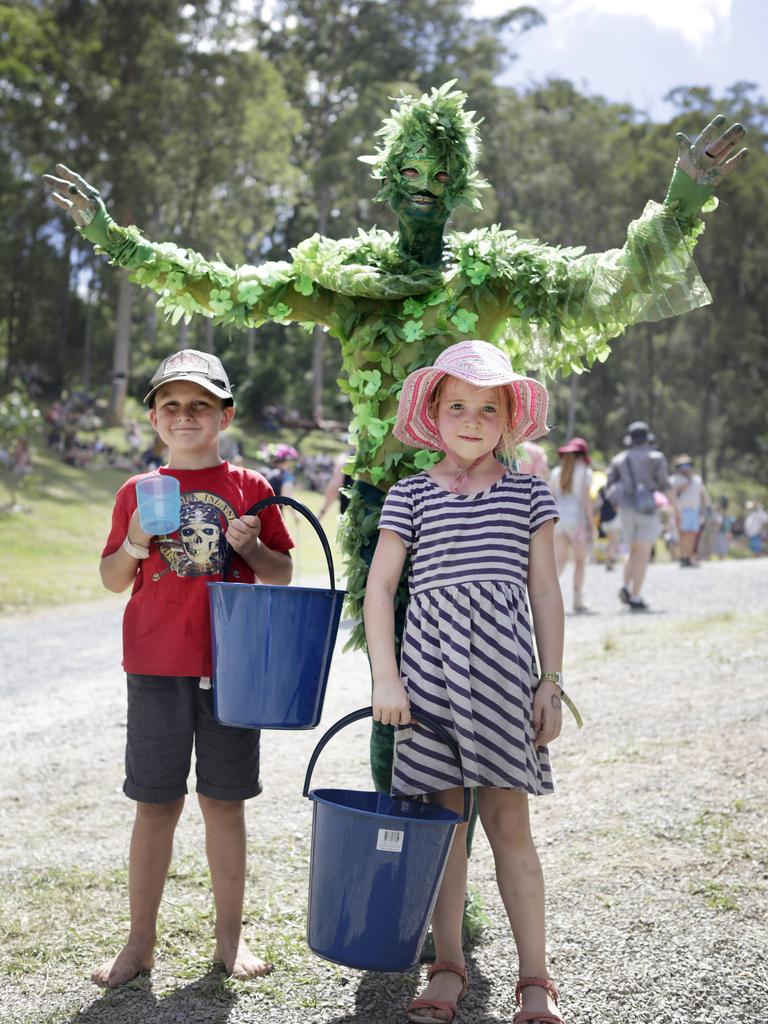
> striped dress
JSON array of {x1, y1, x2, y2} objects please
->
[{"x1": 378, "y1": 470, "x2": 559, "y2": 798}]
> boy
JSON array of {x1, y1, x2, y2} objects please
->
[{"x1": 97, "y1": 349, "x2": 294, "y2": 988}]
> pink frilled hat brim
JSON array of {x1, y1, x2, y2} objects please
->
[{"x1": 393, "y1": 339, "x2": 550, "y2": 452}]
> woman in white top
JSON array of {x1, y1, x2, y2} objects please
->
[{"x1": 549, "y1": 437, "x2": 594, "y2": 613}]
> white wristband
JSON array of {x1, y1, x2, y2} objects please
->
[{"x1": 123, "y1": 536, "x2": 150, "y2": 559}]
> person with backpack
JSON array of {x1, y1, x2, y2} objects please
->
[{"x1": 606, "y1": 422, "x2": 678, "y2": 611}]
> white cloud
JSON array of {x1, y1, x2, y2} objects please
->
[{"x1": 473, "y1": 0, "x2": 733, "y2": 49}]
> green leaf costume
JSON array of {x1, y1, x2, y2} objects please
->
[{"x1": 77, "y1": 83, "x2": 718, "y2": 790}]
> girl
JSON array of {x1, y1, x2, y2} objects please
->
[
  {"x1": 364, "y1": 340, "x2": 576, "y2": 1024},
  {"x1": 549, "y1": 438, "x2": 594, "y2": 613}
]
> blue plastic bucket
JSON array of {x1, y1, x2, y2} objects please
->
[
  {"x1": 303, "y1": 707, "x2": 469, "y2": 972},
  {"x1": 209, "y1": 496, "x2": 345, "y2": 730}
]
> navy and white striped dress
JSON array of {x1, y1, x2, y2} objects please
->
[{"x1": 378, "y1": 470, "x2": 559, "y2": 798}]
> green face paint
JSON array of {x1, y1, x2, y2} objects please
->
[{"x1": 388, "y1": 154, "x2": 454, "y2": 231}]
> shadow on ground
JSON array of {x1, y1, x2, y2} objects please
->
[
  {"x1": 68, "y1": 967, "x2": 237, "y2": 1024},
  {"x1": 325, "y1": 955, "x2": 505, "y2": 1024}
]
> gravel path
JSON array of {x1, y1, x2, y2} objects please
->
[{"x1": 1, "y1": 557, "x2": 766, "y2": 1024}]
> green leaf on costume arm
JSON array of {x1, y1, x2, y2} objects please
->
[
  {"x1": 466, "y1": 260, "x2": 490, "y2": 284},
  {"x1": 414, "y1": 449, "x2": 440, "y2": 470},
  {"x1": 402, "y1": 297, "x2": 427, "y2": 318},
  {"x1": 237, "y1": 281, "x2": 264, "y2": 305},
  {"x1": 450, "y1": 309, "x2": 478, "y2": 332},
  {"x1": 209, "y1": 288, "x2": 234, "y2": 314},
  {"x1": 363, "y1": 370, "x2": 382, "y2": 396},
  {"x1": 164, "y1": 271, "x2": 186, "y2": 293},
  {"x1": 295, "y1": 274, "x2": 315, "y2": 296},
  {"x1": 403, "y1": 319, "x2": 426, "y2": 342},
  {"x1": 267, "y1": 302, "x2": 292, "y2": 322},
  {"x1": 365, "y1": 416, "x2": 391, "y2": 439}
]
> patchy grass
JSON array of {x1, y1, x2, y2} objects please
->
[
  {"x1": 0, "y1": 842, "x2": 341, "y2": 1015},
  {"x1": 690, "y1": 803, "x2": 750, "y2": 858},
  {"x1": 0, "y1": 452, "x2": 345, "y2": 612},
  {"x1": 676, "y1": 610, "x2": 737, "y2": 632},
  {"x1": 690, "y1": 880, "x2": 741, "y2": 912}
]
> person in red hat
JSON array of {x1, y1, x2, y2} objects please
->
[{"x1": 549, "y1": 438, "x2": 594, "y2": 613}]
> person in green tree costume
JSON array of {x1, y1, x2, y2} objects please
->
[{"x1": 44, "y1": 81, "x2": 745, "y2": 806}]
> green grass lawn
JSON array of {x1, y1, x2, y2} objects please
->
[{"x1": 0, "y1": 450, "x2": 345, "y2": 612}]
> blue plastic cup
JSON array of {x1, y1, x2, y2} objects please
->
[{"x1": 135, "y1": 474, "x2": 180, "y2": 535}]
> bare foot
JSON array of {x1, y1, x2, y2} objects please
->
[
  {"x1": 409, "y1": 968, "x2": 465, "y2": 1021},
  {"x1": 91, "y1": 940, "x2": 155, "y2": 988},
  {"x1": 214, "y1": 937, "x2": 272, "y2": 980}
]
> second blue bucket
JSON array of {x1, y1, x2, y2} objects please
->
[
  {"x1": 304, "y1": 707, "x2": 469, "y2": 972},
  {"x1": 209, "y1": 495, "x2": 345, "y2": 730}
]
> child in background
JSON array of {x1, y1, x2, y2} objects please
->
[
  {"x1": 98, "y1": 349, "x2": 294, "y2": 988},
  {"x1": 712, "y1": 496, "x2": 733, "y2": 559},
  {"x1": 364, "y1": 340, "x2": 576, "y2": 1024},
  {"x1": 597, "y1": 484, "x2": 621, "y2": 570},
  {"x1": 260, "y1": 442, "x2": 300, "y2": 527}
]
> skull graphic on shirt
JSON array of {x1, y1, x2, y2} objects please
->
[
  {"x1": 181, "y1": 516, "x2": 221, "y2": 570},
  {"x1": 159, "y1": 496, "x2": 230, "y2": 577}
]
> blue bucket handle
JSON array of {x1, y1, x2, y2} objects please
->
[
  {"x1": 302, "y1": 706, "x2": 471, "y2": 822},
  {"x1": 222, "y1": 495, "x2": 338, "y2": 589}
]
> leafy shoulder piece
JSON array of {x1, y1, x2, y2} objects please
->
[{"x1": 291, "y1": 229, "x2": 443, "y2": 300}]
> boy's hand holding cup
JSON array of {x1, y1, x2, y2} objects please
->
[
  {"x1": 127, "y1": 508, "x2": 154, "y2": 547},
  {"x1": 124, "y1": 475, "x2": 180, "y2": 559},
  {"x1": 135, "y1": 474, "x2": 181, "y2": 536},
  {"x1": 226, "y1": 514, "x2": 262, "y2": 557}
]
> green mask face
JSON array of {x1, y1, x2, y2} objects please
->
[{"x1": 388, "y1": 154, "x2": 454, "y2": 229}]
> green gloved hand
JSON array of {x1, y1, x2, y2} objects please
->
[
  {"x1": 664, "y1": 115, "x2": 747, "y2": 223},
  {"x1": 42, "y1": 163, "x2": 112, "y2": 245}
]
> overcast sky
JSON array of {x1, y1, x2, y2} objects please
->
[{"x1": 472, "y1": 0, "x2": 766, "y2": 120}]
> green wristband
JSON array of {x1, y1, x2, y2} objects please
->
[
  {"x1": 664, "y1": 167, "x2": 714, "y2": 222},
  {"x1": 77, "y1": 200, "x2": 114, "y2": 250}
]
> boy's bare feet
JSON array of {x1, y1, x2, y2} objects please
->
[
  {"x1": 91, "y1": 940, "x2": 155, "y2": 988},
  {"x1": 215, "y1": 936, "x2": 273, "y2": 979}
]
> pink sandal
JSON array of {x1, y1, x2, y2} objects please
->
[
  {"x1": 406, "y1": 960, "x2": 468, "y2": 1023},
  {"x1": 512, "y1": 976, "x2": 565, "y2": 1024}
]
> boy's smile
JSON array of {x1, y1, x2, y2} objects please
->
[{"x1": 149, "y1": 380, "x2": 234, "y2": 469}]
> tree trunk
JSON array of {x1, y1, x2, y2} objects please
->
[
  {"x1": 82, "y1": 283, "x2": 95, "y2": 394},
  {"x1": 4, "y1": 256, "x2": 19, "y2": 391},
  {"x1": 699, "y1": 367, "x2": 713, "y2": 483},
  {"x1": 566, "y1": 374, "x2": 578, "y2": 438},
  {"x1": 107, "y1": 269, "x2": 133, "y2": 425},
  {"x1": 311, "y1": 189, "x2": 330, "y2": 422},
  {"x1": 145, "y1": 295, "x2": 156, "y2": 346},
  {"x1": 645, "y1": 329, "x2": 656, "y2": 424}
]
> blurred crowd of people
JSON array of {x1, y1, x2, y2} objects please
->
[
  {"x1": 8, "y1": 392, "x2": 768, "y2": 577},
  {"x1": 522, "y1": 422, "x2": 768, "y2": 615}
]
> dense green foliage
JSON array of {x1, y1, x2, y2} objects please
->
[{"x1": 1, "y1": 1, "x2": 766, "y2": 478}]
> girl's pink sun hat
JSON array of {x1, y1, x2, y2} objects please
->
[{"x1": 393, "y1": 339, "x2": 549, "y2": 452}]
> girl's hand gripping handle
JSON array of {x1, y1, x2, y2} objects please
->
[{"x1": 372, "y1": 676, "x2": 412, "y2": 727}]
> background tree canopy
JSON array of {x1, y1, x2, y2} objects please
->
[{"x1": 1, "y1": 0, "x2": 766, "y2": 479}]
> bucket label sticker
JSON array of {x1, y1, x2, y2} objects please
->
[{"x1": 377, "y1": 828, "x2": 404, "y2": 853}]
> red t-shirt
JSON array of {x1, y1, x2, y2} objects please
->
[{"x1": 102, "y1": 463, "x2": 295, "y2": 676}]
